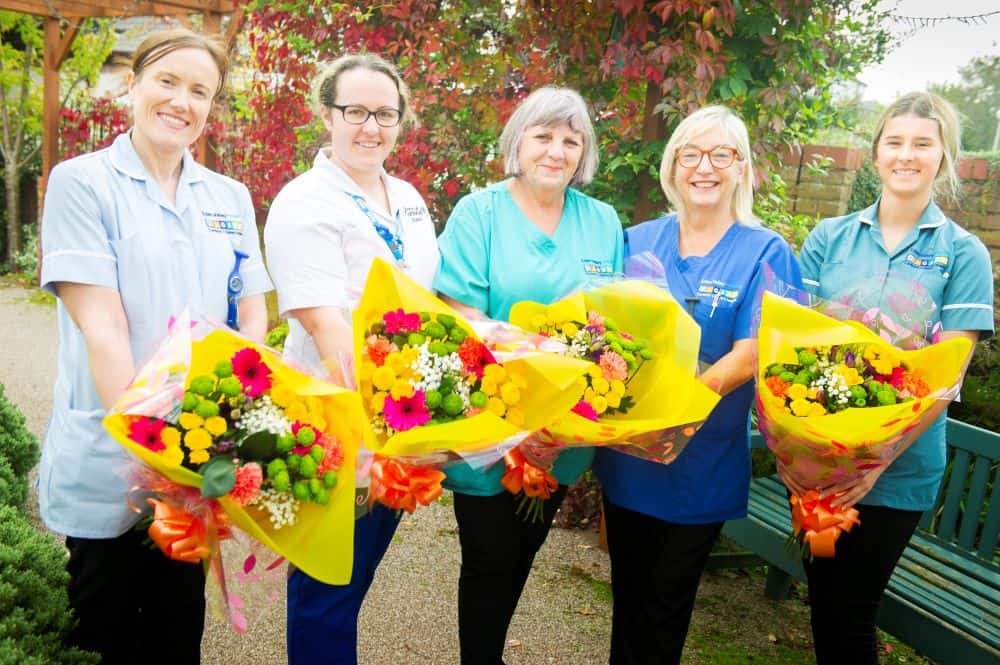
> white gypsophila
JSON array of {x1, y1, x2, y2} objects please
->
[
  {"x1": 453, "y1": 374, "x2": 471, "y2": 410},
  {"x1": 412, "y1": 342, "x2": 464, "y2": 393},
  {"x1": 815, "y1": 369, "x2": 851, "y2": 408},
  {"x1": 249, "y1": 486, "x2": 300, "y2": 529},
  {"x1": 236, "y1": 396, "x2": 292, "y2": 436}
]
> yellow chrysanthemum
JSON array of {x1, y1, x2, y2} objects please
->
[
  {"x1": 790, "y1": 399, "x2": 814, "y2": 417},
  {"x1": 808, "y1": 403, "x2": 828, "y2": 417},
  {"x1": 178, "y1": 412, "x2": 204, "y2": 431},
  {"x1": 500, "y1": 383, "x2": 521, "y2": 406},
  {"x1": 487, "y1": 397, "x2": 507, "y2": 417},
  {"x1": 372, "y1": 366, "x2": 397, "y2": 391},
  {"x1": 583, "y1": 387, "x2": 596, "y2": 403},
  {"x1": 562, "y1": 322, "x2": 579, "y2": 338},
  {"x1": 359, "y1": 361, "x2": 377, "y2": 383},
  {"x1": 591, "y1": 395, "x2": 608, "y2": 414},
  {"x1": 806, "y1": 387, "x2": 819, "y2": 400},
  {"x1": 574, "y1": 376, "x2": 588, "y2": 392},
  {"x1": 189, "y1": 449, "x2": 210, "y2": 464},
  {"x1": 204, "y1": 416, "x2": 227, "y2": 436},
  {"x1": 162, "y1": 445, "x2": 184, "y2": 466},
  {"x1": 360, "y1": 382, "x2": 374, "y2": 400},
  {"x1": 587, "y1": 365, "x2": 603, "y2": 379},
  {"x1": 385, "y1": 352, "x2": 409, "y2": 375},
  {"x1": 285, "y1": 401, "x2": 308, "y2": 423},
  {"x1": 606, "y1": 392, "x2": 621, "y2": 409},
  {"x1": 483, "y1": 364, "x2": 506, "y2": 382},
  {"x1": 480, "y1": 376, "x2": 499, "y2": 396},
  {"x1": 269, "y1": 383, "x2": 294, "y2": 408},
  {"x1": 390, "y1": 379, "x2": 415, "y2": 400},
  {"x1": 592, "y1": 377, "x2": 610, "y2": 395},
  {"x1": 370, "y1": 391, "x2": 387, "y2": 413},
  {"x1": 610, "y1": 379, "x2": 626, "y2": 396},
  {"x1": 835, "y1": 366, "x2": 863, "y2": 386},
  {"x1": 506, "y1": 406, "x2": 525, "y2": 426},
  {"x1": 161, "y1": 426, "x2": 181, "y2": 448},
  {"x1": 401, "y1": 347, "x2": 420, "y2": 366},
  {"x1": 184, "y1": 427, "x2": 213, "y2": 450},
  {"x1": 787, "y1": 383, "x2": 808, "y2": 401}
]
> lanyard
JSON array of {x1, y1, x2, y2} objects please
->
[
  {"x1": 227, "y1": 250, "x2": 248, "y2": 330},
  {"x1": 347, "y1": 192, "x2": 405, "y2": 265}
]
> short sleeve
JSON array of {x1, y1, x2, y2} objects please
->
[
  {"x1": 434, "y1": 194, "x2": 490, "y2": 312},
  {"x1": 941, "y1": 232, "x2": 995, "y2": 339},
  {"x1": 235, "y1": 183, "x2": 273, "y2": 299},
  {"x1": 798, "y1": 219, "x2": 829, "y2": 295},
  {"x1": 735, "y1": 233, "x2": 803, "y2": 341},
  {"x1": 39, "y1": 162, "x2": 117, "y2": 295},
  {"x1": 264, "y1": 189, "x2": 349, "y2": 315}
]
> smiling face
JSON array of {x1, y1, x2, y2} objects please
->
[
  {"x1": 874, "y1": 114, "x2": 944, "y2": 202},
  {"x1": 321, "y1": 67, "x2": 401, "y2": 179},
  {"x1": 671, "y1": 127, "x2": 744, "y2": 216},
  {"x1": 128, "y1": 47, "x2": 220, "y2": 155},
  {"x1": 515, "y1": 122, "x2": 584, "y2": 195}
]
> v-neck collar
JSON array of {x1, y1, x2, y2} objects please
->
[
  {"x1": 860, "y1": 197, "x2": 947, "y2": 259},
  {"x1": 673, "y1": 218, "x2": 739, "y2": 272},
  {"x1": 504, "y1": 179, "x2": 573, "y2": 255}
]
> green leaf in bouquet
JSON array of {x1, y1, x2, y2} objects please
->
[
  {"x1": 239, "y1": 431, "x2": 278, "y2": 461},
  {"x1": 200, "y1": 456, "x2": 236, "y2": 498}
]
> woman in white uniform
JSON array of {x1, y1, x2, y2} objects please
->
[
  {"x1": 264, "y1": 53, "x2": 439, "y2": 665},
  {"x1": 38, "y1": 29, "x2": 271, "y2": 663}
]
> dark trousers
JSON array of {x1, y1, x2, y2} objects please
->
[
  {"x1": 453, "y1": 485, "x2": 568, "y2": 665},
  {"x1": 602, "y1": 496, "x2": 723, "y2": 665},
  {"x1": 286, "y1": 503, "x2": 401, "y2": 665},
  {"x1": 66, "y1": 526, "x2": 206, "y2": 665},
  {"x1": 804, "y1": 503, "x2": 923, "y2": 665}
]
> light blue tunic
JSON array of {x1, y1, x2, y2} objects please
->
[
  {"x1": 38, "y1": 133, "x2": 273, "y2": 538},
  {"x1": 434, "y1": 180, "x2": 624, "y2": 496},
  {"x1": 798, "y1": 199, "x2": 994, "y2": 511}
]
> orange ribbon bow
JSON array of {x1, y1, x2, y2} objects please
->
[
  {"x1": 790, "y1": 490, "x2": 861, "y2": 558},
  {"x1": 147, "y1": 497, "x2": 230, "y2": 564},
  {"x1": 369, "y1": 456, "x2": 446, "y2": 513},
  {"x1": 501, "y1": 446, "x2": 558, "y2": 499}
]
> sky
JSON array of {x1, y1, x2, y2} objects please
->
[{"x1": 858, "y1": 1, "x2": 1000, "y2": 103}]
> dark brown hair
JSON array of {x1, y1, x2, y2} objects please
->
[
  {"x1": 132, "y1": 28, "x2": 229, "y2": 101},
  {"x1": 312, "y1": 53, "x2": 417, "y2": 130}
]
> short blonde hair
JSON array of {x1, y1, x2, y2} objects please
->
[
  {"x1": 132, "y1": 28, "x2": 228, "y2": 101},
  {"x1": 312, "y1": 53, "x2": 417, "y2": 131},
  {"x1": 871, "y1": 91, "x2": 961, "y2": 203},
  {"x1": 659, "y1": 105, "x2": 757, "y2": 225},
  {"x1": 498, "y1": 87, "x2": 599, "y2": 186}
]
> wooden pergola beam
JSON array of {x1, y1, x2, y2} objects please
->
[{"x1": 0, "y1": 1, "x2": 234, "y2": 18}]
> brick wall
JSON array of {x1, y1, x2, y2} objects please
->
[{"x1": 781, "y1": 145, "x2": 1000, "y2": 263}]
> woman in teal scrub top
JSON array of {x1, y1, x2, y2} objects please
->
[
  {"x1": 435, "y1": 86, "x2": 623, "y2": 664},
  {"x1": 796, "y1": 92, "x2": 993, "y2": 665}
]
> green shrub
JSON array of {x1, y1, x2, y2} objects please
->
[
  {"x1": 265, "y1": 320, "x2": 289, "y2": 352},
  {"x1": 0, "y1": 506, "x2": 98, "y2": 665},
  {"x1": 848, "y1": 158, "x2": 881, "y2": 211},
  {"x1": 754, "y1": 172, "x2": 819, "y2": 252},
  {"x1": 0, "y1": 459, "x2": 24, "y2": 510},
  {"x1": 0, "y1": 385, "x2": 39, "y2": 509}
]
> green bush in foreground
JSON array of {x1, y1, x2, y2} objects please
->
[
  {"x1": 0, "y1": 505, "x2": 98, "y2": 665},
  {"x1": 0, "y1": 384, "x2": 39, "y2": 509}
]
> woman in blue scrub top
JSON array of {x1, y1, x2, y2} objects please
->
[
  {"x1": 592, "y1": 105, "x2": 801, "y2": 665},
  {"x1": 435, "y1": 87, "x2": 623, "y2": 664},
  {"x1": 264, "y1": 55, "x2": 439, "y2": 665},
  {"x1": 796, "y1": 92, "x2": 993, "y2": 665},
  {"x1": 38, "y1": 29, "x2": 271, "y2": 663}
]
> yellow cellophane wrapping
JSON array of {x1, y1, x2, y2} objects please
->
[
  {"x1": 757, "y1": 291, "x2": 973, "y2": 487},
  {"x1": 354, "y1": 258, "x2": 590, "y2": 457},
  {"x1": 508, "y1": 280, "x2": 720, "y2": 446},
  {"x1": 104, "y1": 328, "x2": 361, "y2": 585}
]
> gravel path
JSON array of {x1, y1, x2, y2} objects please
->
[{"x1": 0, "y1": 286, "x2": 613, "y2": 664}]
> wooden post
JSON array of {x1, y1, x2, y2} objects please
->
[
  {"x1": 196, "y1": 10, "x2": 223, "y2": 171},
  {"x1": 41, "y1": 17, "x2": 60, "y2": 194}
]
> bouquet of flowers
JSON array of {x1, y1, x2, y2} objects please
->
[
  {"x1": 104, "y1": 313, "x2": 361, "y2": 586},
  {"x1": 756, "y1": 290, "x2": 973, "y2": 557},
  {"x1": 354, "y1": 259, "x2": 591, "y2": 512}
]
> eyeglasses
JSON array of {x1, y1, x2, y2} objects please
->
[
  {"x1": 676, "y1": 145, "x2": 742, "y2": 169},
  {"x1": 330, "y1": 104, "x2": 402, "y2": 127}
]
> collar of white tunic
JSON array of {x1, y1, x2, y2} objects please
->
[
  {"x1": 312, "y1": 147, "x2": 399, "y2": 223},
  {"x1": 107, "y1": 132, "x2": 204, "y2": 184}
]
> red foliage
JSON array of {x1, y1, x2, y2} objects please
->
[{"x1": 59, "y1": 98, "x2": 130, "y2": 160}]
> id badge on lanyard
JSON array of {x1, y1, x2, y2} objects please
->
[{"x1": 347, "y1": 192, "x2": 406, "y2": 268}]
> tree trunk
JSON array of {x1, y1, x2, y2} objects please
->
[
  {"x1": 5, "y1": 164, "x2": 20, "y2": 266},
  {"x1": 632, "y1": 81, "x2": 668, "y2": 224}
]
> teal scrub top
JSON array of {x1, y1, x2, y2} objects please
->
[
  {"x1": 434, "y1": 180, "x2": 624, "y2": 496},
  {"x1": 798, "y1": 199, "x2": 994, "y2": 511}
]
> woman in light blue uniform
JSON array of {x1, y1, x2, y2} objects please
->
[
  {"x1": 796, "y1": 92, "x2": 993, "y2": 665},
  {"x1": 38, "y1": 29, "x2": 271, "y2": 664},
  {"x1": 592, "y1": 105, "x2": 801, "y2": 665},
  {"x1": 435, "y1": 87, "x2": 623, "y2": 664}
]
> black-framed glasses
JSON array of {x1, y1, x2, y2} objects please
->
[
  {"x1": 330, "y1": 104, "x2": 402, "y2": 127},
  {"x1": 677, "y1": 145, "x2": 742, "y2": 169}
]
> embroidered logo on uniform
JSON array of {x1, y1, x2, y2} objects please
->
[
  {"x1": 904, "y1": 251, "x2": 948, "y2": 272},
  {"x1": 581, "y1": 259, "x2": 615, "y2": 276},
  {"x1": 202, "y1": 211, "x2": 244, "y2": 235},
  {"x1": 696, "y1": 280, "x2": 740, "y2": 304}
]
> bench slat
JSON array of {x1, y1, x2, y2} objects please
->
[
  {"x1": 900, "y1": 538, "x2": 1000, "y2": 602},
  {"x1": 907, "y1": 536, "x2": 1000, "y2": 589},
  {"x1": 893, "y1": 555, "x2": 1000, "y2": 627},
  {"x1": 938, "y1": 449, "x2": 972, "y2": 542},
  {"x1": 888, "y1": 569, "x2": 1000, "y2": 647},
  {"x1": 979, "y1": 479, "x2": 1000, "y2": 561},
  {"x1": 958, "y1": 456, "x2": 994, "y2": 550},
  {"x1": 947, "y1": 420, "x2": 1000, "y2": 460}
]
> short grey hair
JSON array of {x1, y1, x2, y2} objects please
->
[{"x1": 498, "y1": 87, "x2": 599, "y2": 186}]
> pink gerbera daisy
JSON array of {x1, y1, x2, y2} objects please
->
[
  {"x1": 128, "y1": 417, "x2": 167, "y2": 452},
  {"x1": 599, "y1": 350, "x2": 629, "y2": 381},
  {"x1": 383, "y1": 308, "x2": 422, "y2": 335},
  {"x1": 572, "y1": 400, "x2": 599, "y2": 422},
  {"x1": 228, "y1": 462, "x2": 263, "y2": 505},
  {"x1": 383, "y1": 391, "x2": 432, "y2": 431},
  {"x1": 232, "y1": 348, "x2": 272, "y2": 397}
]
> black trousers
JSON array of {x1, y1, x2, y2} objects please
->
[
  {"x1": 602, "y1": 496, "x2": 723, "y2": 665},
  {"x1": 453, "y1": 485, "x2": 568, "y2": 665},
  {"x1": 803, "y1": 503, "x2": 923, "y2": 665},
  {"x1": 66, "y1": 526, "x2": 206, "y2": 665}
]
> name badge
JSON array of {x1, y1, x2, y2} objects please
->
[
  {"x1": 202, "y1": 211, "x2": 244, "y2": 235},
  {"x1": 402, "y1": 205, "x2": 431, "y2": 224},
  {"x1": 696, "y1": 280, "x2": 740, "y2": 304},
  {"x1": 581, "y1": 259, "x2": 615, "y2": 276},
  {"x1": 904, "y1": 251, "x2": 948, "y2": 273}
]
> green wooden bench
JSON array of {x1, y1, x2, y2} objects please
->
[{"x1": 717, "y1": 418, "x2": 1000, "y2": 665}]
